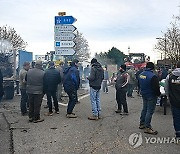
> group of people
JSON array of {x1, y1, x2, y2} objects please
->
[{"x1": 0, "y1": 58, "x2": 180, "y2": 139}]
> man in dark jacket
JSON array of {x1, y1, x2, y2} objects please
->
[
  {"x1": 115, "y1": 64, "x2": 129, "y2": 115},
  {"x1": 165, "y1": 61, "x2": 180, "y2": 139},
  {"x1": 139, "y1": 62, "x2": 161, "y2": 135},
  {"x1": 63, "y1": 59, "x2": 80, "y2": 118},
  {"x1": 0, "y1": 69, "x2": 4, "y2": 102},
  {"x1": 44, "y1": 61, "x2": 61, "y2": 116},
  {"x1": 87, "y1": 58, "x2": 104, "y2": 120}
]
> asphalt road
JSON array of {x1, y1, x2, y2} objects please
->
[{"x1": 0, "y1": 86, "x2": 179, "y2": 154}]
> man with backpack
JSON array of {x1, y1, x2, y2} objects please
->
[{"x1": 63, "y1": 59, "x2": 80, "y2": 118}]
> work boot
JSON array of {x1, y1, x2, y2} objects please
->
[
  {"x1": 88, "y1": 115, "x2": 98, "y2": 120},
  {"x1": 33, "y1": 118, "x2": 44, "y2": 123},
  {"x1": 44, "y1": 112, "x2": 53, "y2": 116},
  {"x1": 66, "y1": 113, "x2": 77, "y2": 118},
  {"x1": 144, "y1": 127, "x2": 158, "y2": 135}
]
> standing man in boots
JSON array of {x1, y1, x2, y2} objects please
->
[
  {"x1": 19, "y1": 62, "x2": 30, "y2": 116},
  {"x1": 44, "y1": 61, "x2": 61, "y2": 116},
  {"x1": 115, "y1": 64, "x2": 129, "y2": 115},
  {"x1": 87, "y1": 58, "x2": 104, "y2": 120},
  {"x1": 63, "y1": 59, "x2": 80, "y2": 118},
  {"x1": 139, "y1": 62, "x2": 160, "y2": 135}
]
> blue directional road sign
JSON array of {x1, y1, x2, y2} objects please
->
[{"x1": 55, "y1": 16, "x2": 77, "y2": 25}]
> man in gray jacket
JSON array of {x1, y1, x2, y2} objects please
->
[
  {"x1": 87, "y1": 58, "x2": 104, "y2": 120},
  {"x1": 26, "y1": 60, "x2": 45, "y2": 123}
]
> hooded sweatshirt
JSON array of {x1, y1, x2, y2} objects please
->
[
  {"x1": 88, "y1": 62, "x2": 104, "y2": 90},
  {"x1": 165, "y1": 68, "x2": 180, "y2": 108}
]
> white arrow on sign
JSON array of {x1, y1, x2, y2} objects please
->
[
  {"x1": 54, "y1": 25, "x2": 76, "y2": 33},
  {"x1": 55, "y1": 48, "x2": 75, "y2": 56},
  {"x1": 54, "y1": 33, "x2": 76, "y2": 41},
  {"x1": 55, "y1": 41, "x2": 75, "y2": 48}
]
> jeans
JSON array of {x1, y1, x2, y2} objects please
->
[
  {"x1": 140, "y1": 96, "x2": 157, "y2": 128},
  {"x1": 47, "y1": 91, "x2": 59, "y2": 113},
  {"x1": 28, "y1": 93, "x2": 43, "y2": 120},
  {"x1": 67, "y1": 90, "x2": 77, "y2": 114},
  {"x1": 102, "y1": 80, "x2": 108, "y2": 93},
  {"x1": 127, "y1": 84, "x2": 134, "y2": 97},
  {"x1": 171, "y1": 106, "x2": 180, "y2": 137},
  {"x1": 90, "y1": 87, "x2": 101, "y2": 116},
  {"x1": 116, "y1": 88, "x2": 128, "y2": 113},
  {"x1": 20, "y1": 89, "x2": 28, "y2": 114}
]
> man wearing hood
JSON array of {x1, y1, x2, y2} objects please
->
[
  {"x1": 165, "y1": 61, "x2": 180, "y2": 139},
  {"x1": 87, "y1": 58, "x2": 104, "y2": 120},
  {"x1": 63, "y1": 59, "x2": 80, "y2": 118},
  {"x1": 139, "y1": 62, "x2": 161, "y2": 135}
]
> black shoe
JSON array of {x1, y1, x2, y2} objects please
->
[{"x1": 115, "y1": 110, "x2": 121, "y2": 113}]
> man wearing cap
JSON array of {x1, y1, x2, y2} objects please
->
[
  {"x1": 26, "y1": 60, "x2": 45, "y2": 123},
  {"x1": 44, "y1": 61, "x2": 61, "y2": 116},
  {"x1": 138, "y1": 62, "x2": 161, "y2": 135},
  {"x1": 115, "y1": 64, "x2": 129, "y2": 115},
  {"x1": 19, "y1": 61, "x2": 30, "y2": 116},
  {"x1": 87, "y1": 58, "x2": 104, "y2": 120}
]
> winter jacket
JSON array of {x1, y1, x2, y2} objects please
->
[
  {"x1": 88, "y1": 62, "x2": 104, "y2": 90},
  {"x1": 63, "y1": 65, "x2": 80, "y2": 93},
  {"x1": 44, "y1": 67, "x2": 61, "y2": 92},
  {"x1": 165, "y1": 68, "x2": 180, "y2": 108},
  {"x1": 26, "y1": 66, "x2": 45, "y2": 94},
  {"x1": 139, "y1": 68, "x2": 160, "y2": 98},
  {"x1": 115, "y1": 71, "x2": 129, "y2": 91}
]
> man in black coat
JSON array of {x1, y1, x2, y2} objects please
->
[{"x1": 44, "y1": 61, "x2": 61, "y2": 115}]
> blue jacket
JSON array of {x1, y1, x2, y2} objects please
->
[
  {"x1": 63, "y1": 65, "x2": 80, "y2": 93},
  {"x1": 139, "y1": 69, "x2": 160, "y2": 98}
]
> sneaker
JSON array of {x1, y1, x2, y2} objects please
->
[
  {"x1": 115, "y1": 110, "x2": 121, "y2": 113},
  {"x1": 144, "y1": 127, "x2": 158, "y2": 135},
  {"x1": 139, "y1": 124, "x2": 145, "y2": 129},
  {"x1": 44, "y1": 112, "x2": 53, "y2": 116},
  {"x1": 66, "y1": 113, "x2": 77, "y2": 118},
  {"x1": 88, "y1": 115, "x2": 99, "y2": 120},
  {"x1": 55, "y1": 111, "x2": 59, "y2": 114},
  {"x1": 33, "y1": 118, "x2": 44, "y2": 123}
]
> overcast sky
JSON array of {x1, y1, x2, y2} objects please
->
[{"x1": 0, "y1": 0, "x2": 180, "y2": 61}]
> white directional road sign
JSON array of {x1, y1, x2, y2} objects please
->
[
  {"x1": 54, "y1": 25, "x2": 76, "y2": 33},
  {"x1": 55, "y1": 41, "x2": 75, "y2": 48},
  {"x1": 55, "y1": 48, "x2": 75, "y2": 56},
  {"x1": 54, "y1": 33, "x2": 76, "y2": 41}
]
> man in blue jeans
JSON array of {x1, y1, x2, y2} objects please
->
[
  {"x1": 87, "y1": 58, "x2": 104, "y2": 120},
  {"x1": 165, "y1": 61, "x2": 180, "y2": 139},
  {"x1": 139, "y1": 62, "x2": 161, "y2": 135}
]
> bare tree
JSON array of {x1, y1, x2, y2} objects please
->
[
  {"x1": 0, "y1": 25, "x2": 27, "y2": 53},
  {"x1": 155, "y1": 17, "x2": 180, "y2": 62},
  {"x1": 73, "y1": 31, "x2": 90, "y2": 62}
]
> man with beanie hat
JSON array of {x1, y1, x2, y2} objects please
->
[
  {"x1": 165, "y1": 60, "x2": 180, "y2": 139},
  {"x1": 139, "y1": 62, "x2": 161, "y2": 135},
  {"x1": 87, "y1": 58, "x2": 104, "y2": 120},
  {"x1": 115, "y1": 64, "x2": 129, "y2": 115}
]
